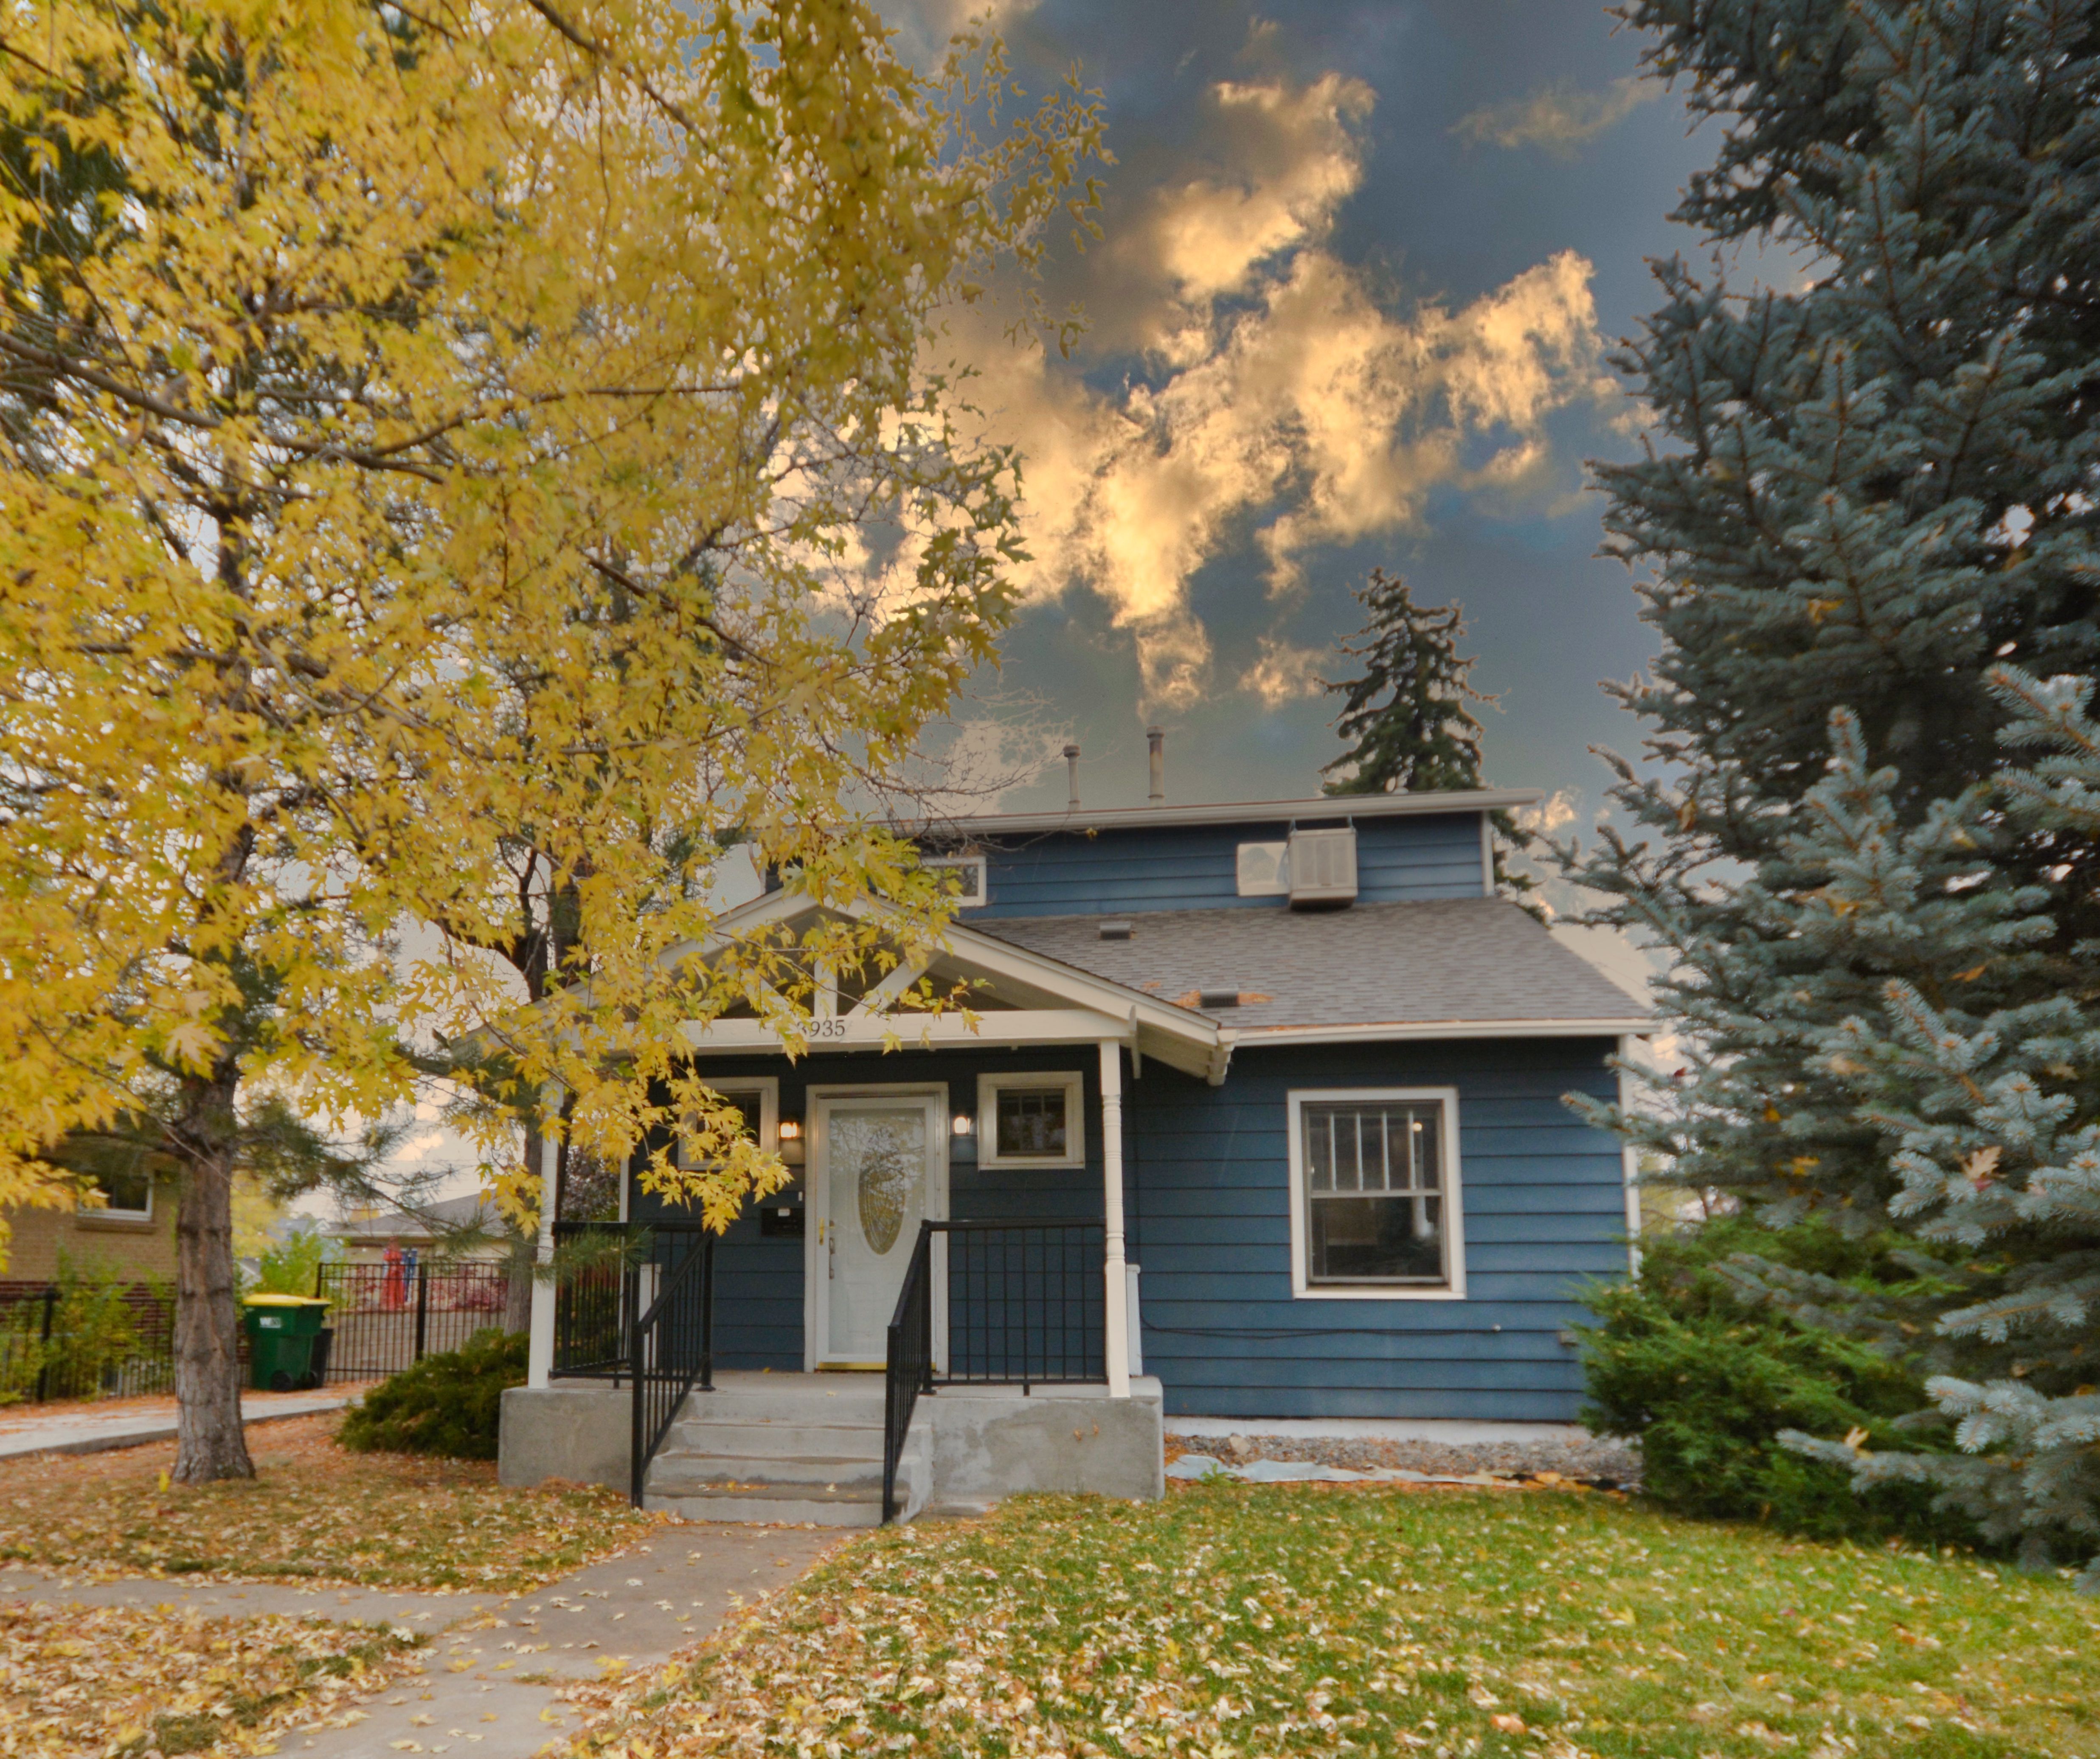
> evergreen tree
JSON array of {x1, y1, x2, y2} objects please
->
[
  {"x1": 1323, "y1": 571, "x2": 1533, "y2": 898},
  {"x1": 1561, "y1": 0, "x2": 2100, "y2": 1576},
  {"x1": 1566, "y1": 0, "x2": 2100, "y2": 1211},
  {"x1": 1322, "y1": 571, "x2": 1492, "y2": 796}
]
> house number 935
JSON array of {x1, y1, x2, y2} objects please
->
[{"x1": 811, "y1": 1017, "x2": 850, "y2": 1039}]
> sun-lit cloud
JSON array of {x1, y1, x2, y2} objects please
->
[
  {"x1": 941, "y1": 65, "x2": 1612, "y2": 712},
  {"x1": 1240, "y1": 636, "x2": 1329, "y2": 708},
  {"x1": 1452, "y1": 76, "x2": 1657, "y2": 157}
]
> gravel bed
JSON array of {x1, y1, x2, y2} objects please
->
[{"x1": 1164, "y1": 1430, "x2": 1643, "y2": 1489}]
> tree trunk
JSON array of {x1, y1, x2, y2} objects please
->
[{"x1": 174, "y1": 1136, "x2": 254, "y2": 1483}]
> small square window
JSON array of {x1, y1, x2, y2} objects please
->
[
  {"x1": 924, "y1": 855, "x2": 987, "y2": 907},
  {"x1": 84, "y1": 1165, "x2": 153, "y2": 1219},
  {"x1": 678, "y1": 1078, "x2": 778, "y2": 1166},
  {"x1": 976, "y1": 1073, "x2": 1085, "y2": 1168},
  {"x1": 1289, "y1": 1089, "x2": 1465, "y2": 1298}
]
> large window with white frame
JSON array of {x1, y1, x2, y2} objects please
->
[
  {"x1": 1287, "y1": 1088, "x2": 1465, "y2": 1299},
  {"x1": 976, "y1": 1071, "x2": 1086, "y2": 1169}
]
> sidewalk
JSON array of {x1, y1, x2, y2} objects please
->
[
  {"x1": 0, "y1": 1387, "x2": 366, "y2": 1461},
  {"x1": 1, "y1": 1521, "x2": 837, "y2": 1756}
]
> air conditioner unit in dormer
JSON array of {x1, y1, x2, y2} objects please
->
[{"x1": 1288, "y1": 827, "x2": 1357, "y2": 907}]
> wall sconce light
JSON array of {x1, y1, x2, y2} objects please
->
[
  {"x1": 778, "y1": 1117, "x2": 803, "y2": 1141},
  {"x1": 950, "y1": 1113, "x2": 974, "y2": 1137}
]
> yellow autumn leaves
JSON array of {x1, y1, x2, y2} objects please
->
[{"x1": 0, "y1": 2, "x2": 1105, "y2": 1231}]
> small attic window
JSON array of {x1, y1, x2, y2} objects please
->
[
  {"x1": 925, "y1": 855, "x2": 987, "y2": 908},
  {"x1": 1098, "y1": 920, "x2": 1133, "y2": 941}
]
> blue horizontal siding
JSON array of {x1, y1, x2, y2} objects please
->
[
  {"x1": 963, "y1": 813, "x2": 1485, "y2": 919},
  {"x1": 626, "y1": 1034, "x2": 1630, "y2": 1422},
  {"x1": 1129, "y1": 1038, "x2": 1625, "y2": 1422},
  {"x1": 630, "y1": 1046, "x2": 1105, "y2": 1372}
]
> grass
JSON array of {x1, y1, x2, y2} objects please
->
[
  {"x1": 0, "y1": 1412, "x2": 654, "y2": 1590},
  {"x1": 0, "y1": 1601, "x2": 424, "y2": 1756},
  {"x1": 557, "y1": 1481, "x2": 2100, "y2": 1759}
]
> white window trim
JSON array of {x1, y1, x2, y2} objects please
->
[
  {"x1": 1286, "y1": 1086, "x2": 1466, "y2": 1301},
  {"x1": 675, "y1": 1075, "x2": 780, "y2": 1165},
  {"x1": 976, "y1": 1071, "x2": 1087, "y2": 1169},
  {"x1": 925, "y1": 854, "x2": 988, "y2": 908},
  {"x1": 80, "y1": 1175, "x2": 153, "y2": 1223}
]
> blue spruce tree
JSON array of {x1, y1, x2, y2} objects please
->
[{"x1": 1563, "y1": 0, "x2": 2100, "y2": 1576}]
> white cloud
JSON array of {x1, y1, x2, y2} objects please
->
[
  {"x1": 1453, "y1": 76, "x2": 1658, "y2": 157},
  {"x1": 951, "y1": 70, "x2": 1611, "y2": 711},
  {"x1": 1240, "y1": 635, "x2": 1328, "y2": 708}
]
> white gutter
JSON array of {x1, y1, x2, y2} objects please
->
[
  {"x1": 1231, "y1": 1018, "x2": 1653, "y2": 1045},
  {"x1": 894, "y1": 787, "x2": 1542, "y2": 839}
]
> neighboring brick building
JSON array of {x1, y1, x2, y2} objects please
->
[{"x1": 2, "y1": 1171, "x2": 180, "y2": 1283}]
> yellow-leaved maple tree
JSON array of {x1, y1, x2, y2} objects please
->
[{"x1": 0, "y1": 0, "x2": 1105, "y2": 1479}]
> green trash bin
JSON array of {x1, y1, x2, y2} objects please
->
[{"x1": 242, "y1": 1294, "x2": 329, "y2": 1392}]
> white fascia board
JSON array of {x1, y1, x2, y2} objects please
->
[
  {"x1": 898, "y1": 787, "x2": 1542, "y2": 840},
  {"x1": 678, "y1": 1008, "x2": 1215, "y2": 1079},
  {"x1": 1234, "y1": 1018, "x2": 1654, "y2": 1045}
]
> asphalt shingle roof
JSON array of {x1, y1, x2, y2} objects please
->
[{"x1": 973, "y1": 898, "x2": 1647, "y2": 1032}]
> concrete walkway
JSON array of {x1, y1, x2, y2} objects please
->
[
  {"x1": 1, "y1": 1522, "x2": 838, "y2": 1757},
  {"x1": 0, "y1": 1389, "x2": 356, "y2": 1460}
]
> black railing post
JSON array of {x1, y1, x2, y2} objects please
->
[
  {"x1": 34, "y1": 1285, "x2": 56, "y2": 1403},
  {"x1": 629, "y1": 1276, "x2": 647, "y2": 1506},
  {"x1": 700, "y1": 1234, "x2": 715, "y2": 1393},
  {"x1": 413, "y1": 1263, "x2": 429, "y2": 1362}
]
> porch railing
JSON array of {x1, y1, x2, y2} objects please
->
[
  {"x1": 882, "y1": 1218, "x2": 1107, "y2": 1523},
  {"x1": 549, "y1": 1221, "x2": 715, "y2": 1505},
  {"x1": 629, "y1": 1231, "x2": 716, "y2": 1505}
]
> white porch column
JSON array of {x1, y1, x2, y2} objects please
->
[
  {"x1": 526, "y1": 1101, "x2": 561, "y2": 1390},
  {"x1": 1099, "y1": 1039, "x2": 1132, "y2": 1398}
]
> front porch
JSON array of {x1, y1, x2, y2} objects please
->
[
  {"x1": 506, "y1": 1203, "x2": 1160, "y2": 1521},
  {"x1": 500, "y1": 1368, "x2": 1165, "y2": 1525}
]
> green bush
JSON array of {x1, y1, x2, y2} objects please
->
[
  {"x1": 253, "y1": 1222, "x2": 342, "y2": 1296},
  {"x1": 1579, "y1": 1215, "x2": 1974, "y2": 1546},
  {"x1": 337, "y1": 1327, "x2": 526, "y2": 1459}
]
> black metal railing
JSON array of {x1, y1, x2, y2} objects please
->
[
  {"x1": 629, "y1": 1232, "x2": 716, "y2": 1505},
  {"x1": 882, "y1": 1219, "x2": 1107, "y2": 1523},
  {"x1": 313, "y1": 1261, "x2": 513, "y2": 1382},
  {"x1": 0, "y1": 1279, "x2": 177, "y2": 1403},
  {"x1": 550, "y1": 1221, "x2": 715, "y2": 1385},
  {"x1": 883, "y1": 1226, "x2": 936, "y2": 1524}
]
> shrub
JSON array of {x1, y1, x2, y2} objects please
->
[
  {"x1": 337, "y1": 1327, "x2": 525, "y2": 1460},
  {"x1": 1579, "y1": 1216, "x2": 1975, "y2": 1545},
  {"x1": 253, "y1": 1222, "x2": 342, "y2": 1296}
]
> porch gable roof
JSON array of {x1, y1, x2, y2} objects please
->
[{"x1": 669, "y1": 888, "x2": 1231, "y2": 1081}]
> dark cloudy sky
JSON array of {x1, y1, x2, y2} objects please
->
[{"x1": 888, "y1": 0, "x2": 1713, "y2": 826}]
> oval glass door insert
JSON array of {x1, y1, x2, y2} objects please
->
[{"x1": 842, "y1": 1113, "x2": 919, "y2": 1254}]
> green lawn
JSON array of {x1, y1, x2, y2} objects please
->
[{"x1": 559, "y1": 1483, "x2": 2100, "y2": 1759}]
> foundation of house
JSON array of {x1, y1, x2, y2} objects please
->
[{"x1": 498, "y1": 1371, "x2": 1165, "y2": 1523}]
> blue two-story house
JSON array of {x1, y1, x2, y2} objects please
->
[{"x1": 501, "y1": 783, "x2": 1649, "y2": 1524}]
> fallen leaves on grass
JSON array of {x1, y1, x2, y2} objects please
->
[
  {"x1": 0, "y1": 1414, "x2": 652, "y2": 1590},
  {"x1": 552, "y1": 1484, "x2": 2100, "y2": 1759},
  {"x1": 0, "y1": 1600, "x2": 423, "y2": 1756}
]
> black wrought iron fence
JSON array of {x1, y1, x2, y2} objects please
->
[
  {"x1": 549, "y1": 1222, "x2": 714, "y2": 1382},
  {"x1": 628, "y1": 1233, "x2": 716, "y2": 1505},
  {"x1": 0, "y1": 1279, "x2": 177, "y2": 1403},
  {"x1": 311, "y1": 1260, "x2": 515, "y2": 1382}
]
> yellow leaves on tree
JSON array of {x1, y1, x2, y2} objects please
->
[{"x1": 0, "y1": 0, "x2": 1105, "y2": 1477}]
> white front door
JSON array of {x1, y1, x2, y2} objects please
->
[{"x1": 810, "y1": 1090, "x2": 945, "y2": 1367}]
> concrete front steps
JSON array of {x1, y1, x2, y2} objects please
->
[{"x1": 642, "y1": 1374, "x2": 928, "y2": 1526}]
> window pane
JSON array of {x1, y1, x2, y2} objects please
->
[
  {"x1": 716, "y1": 1092, "x2": 762, "y2": 1140},
  {"x1": 996, "y1": 1088, "x2": 1067, "y2": 1158},
  {"x1": 90, "y1": 1166, "x2": 151, "y2": 1215},
  {"x1": 1302, "y1": 1099, "x2": 1450, "y2": 1284},
  {"x1": 1310, "y1": 1195, "x2": 1442, "y2": 1281}
]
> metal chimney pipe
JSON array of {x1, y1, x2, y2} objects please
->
[
  {"x1": 1063, "y1": 742, "x2": 1081, "y2": 810},
  {"x1": 1147, "y1": 727, "x2": 1165, "y2": 803}
]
